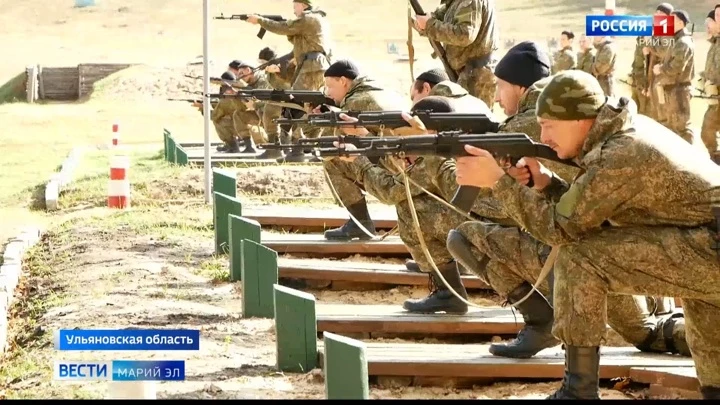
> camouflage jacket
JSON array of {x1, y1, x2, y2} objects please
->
[
  {"x1": 591, "y1": 40, "x2": 616, "y2": 78},
  {"x1": 428, "y1": 80, "x2": 494, "y2": 115},
  {"x1": 704, "y1": 36, "x2": 720, "y2": 84},
  {"x1": 211, "y1": 98, "x2": 244, "y2": 122},
  {"x1": 491, "y1": 97, "x2": 720, "y2": 246},
  {"x1": 425, "y1": 0, "x2": 499, "y2": 72},
  {"x1": 257, "y1": 9, "x2": 332, "y2": 74},
  {"x1": 630, "y1": 38, "x2": 648, "y2": 88},
  {"x1": 244, "y1": 72, "x2": 273, "y2": 115},
  {"x1": 338, "y1": 77, "x2": 406, "y2": 135},
  {"x1": 656, "y1": 29, "x2": 694, "y2": 87},
  {"x1": 267, "y1": 62, "x2": 298, "y2": 90},
  {"x1": 576, "y1": 48, "x2": 595, "y2": 74},
  {"x1": 552, "y1": 46, "x2": 577, "y2": 74}
]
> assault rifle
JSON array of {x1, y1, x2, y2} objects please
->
[
  {"x1": 274, "y1": 110, "x2": 366, "y2": 125},
  {"x1": 276, "y1": 111, "x2": 501, "y2": 133},
  {"x1": 209, "y1": 89, "x2": 337, "y2": 109},
  {"x1": 214, "y1": 13, "x2": 286, "y2": 39},
  {"x1": 287, "y1": 131, "x2": 579, "y2": 212},
  {"x1": 409, "y1": 0, "x2": 458, "y2": 82}
]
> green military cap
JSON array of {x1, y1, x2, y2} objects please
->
[
  {"x1": 536, "y1": 70, "x2": 606, "y2": 120},
  {"x1": 294, "y1": 0, "x2": 312, "y2": 6},
  {"x1": 428, "y1": 80, "x2": 468, "y2": 98}
]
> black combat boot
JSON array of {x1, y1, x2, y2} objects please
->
[
  {"x1": 324, "y1": 200, "x2": 376, "y2": 241},
  {"x1": 547, "y1": 346, "x2": 601, "y2": 399},
  {"x1": 405, "y1": 260, "x2": 422, "y2": 272},
  {"x1": 241, "y1": 138, "x2": 257, "y2": 154},
  {"x1": 225, "y1": 138, "x2": 241, "y2": 153},
  {"x1": 489, "y1": 282, "x2": 560, "y2": 358},
  {"x1": 701, "y1": 386, "x2": 720, "y2": 399},
  {"x1": 278, "y1": 146, "x2": 309, "y2": 163},
  {"x1": 256, "y1": 134, "x2": 284, "y2": 160},
  {"x1": 403, "y1": 261, "x2": 468, "y2": 314}
]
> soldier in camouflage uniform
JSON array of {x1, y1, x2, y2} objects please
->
[
  {"x1": 575, "y1": 34, "x2": 595, "y2": 74},
  {"x1": 644, "y1": 3, "x2": 675, "y2": 124},
  {"x1": 413, "y1": 0, "x2": 499, "y2": 108},
  {"x1": 230, "y1": 61, "x2": 271, "y2": 153},
  {"x1": 254, "y1": 47, "x2": 293, "y2": 160},
  {"x1": 320, "y1": 60, "x2": 407, "y2": 241},
  {"x1": 701, "y1": 6, "x2": 720, "y2": 161},
  {"x1": 551, "y1": 31, "x2": 577, "y2": 74},
  {"x1": 210, "y1": 72, "x2": 243, "y2": 153},
  {"x1": 409, "y1": 68, "x2": 449, "y2": 104},
  {"x1": 630, "y1": 36, "x2": 650, "y2": 116},
  {"x1": 245, "y1": 0, "x2": 332, "y2": 162},
  {"x1": 449, "y1": 43, "x2": 689, "y2": 361},
  {"x1": 652, "y1": 10, "x2": 695, "y2": 144},
  {"x1": 453, "y1": 70, "x2": 720, "y2": 399},
  {"x1": 590, "y1": 36, "x2": 616, "y2": 97}
]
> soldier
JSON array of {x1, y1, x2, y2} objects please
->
[
  {"x1": 551, "y1": 31, "x2": 577, "y2": 74},
  {"x1": 575, "y1": 34, "x2": 595, "y2": 75},
  {"x1": 700, "y1": 5, "x2": 720, "y2": 161},
  {"x1": 409, "y1": 68, "x2": 450, "y2": 103},
  {"x1": 590, "y1": 35, "x2": 616, "y2": 97},
  {"x1": 320, "y1": 60, "x2": 407, "y2": 241},
  {"x1": 453, "y1": 70, "x2": 720, "y2": 399},
  {"x1": 652, "y1": 10, "x2": 695, "y2": 144},
  {"x1": 451, "y1": 43, "x2": 689, "y2": 360},
  {"x1": 244, "y1": 0, "x2": 333, "y2": 162},
  {"x1": 643, "y1": 3, "x2": 675, "y2": 124},
  {"x1": 255, "y1": 47, "x2": 290, "y2": 160},
  {"x1": 630, "y1": 36, "x2": 650, "y2": 115},
  {"x1": 210, "y1": 72, "x2": 243, "y2": 153},
  {"x1": 258, "y1": 47, "x2": 297, "y2": 91},
  {"x1": 228, "y1": 61, "x2": 270, "y2": 153},
  {"x1": 412, "y1": 0, "x2": 499, "y2": 108}
]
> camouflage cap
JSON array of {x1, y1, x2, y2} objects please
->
[
  {"x1": 428, "y1": 80, "x2": 468, "y2": 98},
  {"x1": 294, "y1": 0, "x2": 312, "y2": 6},
  {"x1": 536, "y1": 70, "x2": 606, "y2": 120}
]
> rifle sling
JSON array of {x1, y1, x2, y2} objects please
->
[{"x1": 289, "y1": 51, "x2": 329, "y2": 88}]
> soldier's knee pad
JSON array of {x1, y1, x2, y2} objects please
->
[{"x1": 446, "y1": 230, "x2": 489, "y2": 282}]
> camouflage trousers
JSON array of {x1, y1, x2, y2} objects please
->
[
  {"x1": 323, "y1": 158, "x2": 366, "y2": 207},
  {"x1": 701, "y1": 104, "x2": 720, "y2": 157},
  {"x1": 662, "y1": 86, "x2": 694, "y2": 144},
  {"x1": 233, "y1": 110, "x2": 267, "y2": 144},
  {"x1": 262, "y1": 104, "x2": 283, "y2": 143},
  {"x1": 631, "y1": 86, "x2": 649, "y2": 116},
  {"x1": 213, "y1": 117, "x2": 237, "y2": 144},
  {"x1": 596, "y1": 74, "x2": 615, "y2": 98},
  {"x1": 457, "y1": 66, "x2": 497, "y2": 111},
  {"x1": 649, "y1": 81, "x2": 668, "y2": 125},
  {"x1": 454, "y1": 222, "x2": 700, "y2": 360},
  {"x1": 396, "y1": 195, "x2": 465, "y2": 272},
  {"x1": 288, "y1": 69, "x2": 326, "y2": 142}
]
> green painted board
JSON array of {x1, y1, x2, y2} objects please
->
[
  {"x1": 228, "y1": 215, "x2": 261, "y2": 280},
  {"x1": 212, "y1": 169, "x2": 237, "y2": 198},
  {"x1": 323, "y1": 332, "x2": 369, "y2": 399},
  {"x1": 273, "y1": 284, "x2": 317, "y2": 373},
  {"x1": 241, "y1": 240, "x2": 278, "y2": 318},
  {"x1": 214, "y1": 193, "x2": 242, "y2": 254}
]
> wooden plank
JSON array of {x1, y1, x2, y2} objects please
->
[
  {"x1": 317, "y1": 343, "x2": 694, "y2": 379},
  {"x1": 278, "y1": 258, "x2": 488, "y2": 290},
  {"x1": 184, "y1": 147, "x2": 262, "y2": 160},
  {"x1": 264, "y1": 233, "x2": 407, "y2": 255},
  {"x1": 246, "y1": 207, "x2": 397, "y2": 229},
  {"x1": 629, "y1": 367, "x2": 698, "y2": 391},
  {"x1": 317, "y1": 305, "x2": 519, "y2": 335}
]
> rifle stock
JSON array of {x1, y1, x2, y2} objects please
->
[{"x1": 408, "y1": 0, "x2": 459, "y2": 82}]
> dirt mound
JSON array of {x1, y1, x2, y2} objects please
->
[
  {"x1": 88, "y1": 64, "x2": 213, "y2": 102},
  {"x1": 236, "y1": 166, "x2": 331, "y2": 198}
]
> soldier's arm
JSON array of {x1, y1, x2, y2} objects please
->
[
  {"x1": 591, "y1": 46, "x2": 614, "y2": 76},
  {"x1": 656, "y1": 41, "x2": 693, "y2": 85},
  {"x1": 257, "y1": 16, "x2": 305, "y2": 36},
  {"x1": 429, "y1": 3, "x2": 449, "y2": 21},
  {"x1": 424, "y1": 0, "x2": 481, "y2": 46},
  {"x1": 349, "y1": 157, "x2": 424, "y2": 205},
  {"x1": 490, "y1": 153, "x2": 641, "y2": 246},
  {"x1": 211, "y1": 101, "x2": 227, "y2": 121},
  {"x1": 552, "y1": 52, "x2": 575, "y2": 73}
]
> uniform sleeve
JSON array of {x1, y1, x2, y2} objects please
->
[
  {"x1": 211, "y1": 100, "x2": 228, "y2": 121},
  {"x1": 430, "y1": 3, "x2": 448, "y2": 21},
  {"x1": 552, "y1": 50, "x2": 576, "y2": 73},
  {"x1": 657, "y1": 41, "x2": 693, "y2": 85},
  {"x1": 424, "y1": 0, "x2": 481, "y2": 46},
  {"x1": 591, "y1": 46, "x2": 614, "y2": 76},
  {"x1": 489, "y1": 161, "x2": 642, "y2": 246},
  {"x1": 350, "y1": 157, "x2": 424, "y2": 205},
  {"x1": 257, "y1": 16, "x2": 305, "y2": 36}
]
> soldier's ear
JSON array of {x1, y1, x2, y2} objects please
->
[{"x1": 423, "y1": 82, "x2": 432, "y2": 93}]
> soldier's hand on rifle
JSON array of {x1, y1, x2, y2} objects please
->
[
  {"x1": 245, "y1": 15, "x2": 259, "y2": 24},
  {"x1": 393, "y1": 112, "x2": 428, "y2": 136},
  {"x1": 266, "y1": 64, "x2": 281, "y2": 73},
  {"x1": 337, "y1": 113, "x2": 370, "y2": 136},
  {"x1": 455, "y1": 146, "x2": 506, "y2": 188},
  {"x1": 517, "y1": 158, "x2": 553, "y2": 191},
  {"x1": 413, "y1": 14, "x2": 429, "y2": 31},
  {"x1": 332, "y1": 141, "x2": 358, "y2": 162}
]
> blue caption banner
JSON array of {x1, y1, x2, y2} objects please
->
[
  {"x1": 586, "y1": 15, "x2": 653, "y2": 36},
  {"x1": 55, "y1": 329, "x2": 200, "y2": 351},
  {"x1": 54, "y1": 360, "x2": 185, "y2": 381}
]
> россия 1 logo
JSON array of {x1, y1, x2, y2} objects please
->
[{"x1": 585, "y1": 15, "x2": 675, "y2": 37}]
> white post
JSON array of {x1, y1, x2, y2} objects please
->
[{"x1": 202, "y1": 0, "x2": 212, "y2": 204}]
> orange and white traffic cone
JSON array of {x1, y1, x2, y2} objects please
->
[{"x1": 108, "y1": 155, "x2": 130, "y2": 209}]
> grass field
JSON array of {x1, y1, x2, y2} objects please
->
[{"x1": 0, "y1": 0, "x2": 714, "y2": 399}]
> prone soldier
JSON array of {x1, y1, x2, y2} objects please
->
[
  {"x1": 412, "y1": 0, "x2": 499, "y2": 108},
  {"x1": 255, "y1": 47, "x2": 293, "y2": 160},
  {"x1": 575, "y1": 34, "x2": 595, "y2": 75},
  {"x1": 409, "y1": 68, "x2": 450, "y2": 103},
  {"x1": 229, "y1": 61, "x2": 271, "y2": 153},
  {"x1": 590, "y1": 35, "x2": 616, "y2": 97},
  {"x1": 551, "y1": 31, "x2": 577, "y2": 74},
  {"x1": 700, "y1": 5, "x2": 720, "y2": 161},
  {"x1": 210, "y1": 71, "x2": 244, "y2": 153}
]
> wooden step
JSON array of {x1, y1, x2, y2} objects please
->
[
  {"x1": 277, "y1": 258, "x2": 487, "y2": 289},
  {"x1": 629, "y1": 367, "x2": 698, "y2": 392},
  {"x1": 316, "y1": 342, "x2": 694, "y2": 379},
  {"x1": 317, "y1": 304, "x2": 517, "y2": 335},
  {"x1": 246, "y1": 207, "x2": 398, "y2": 230},
  {"x1": 264, "y1": 233, "x2": 407, "y2": 256}
]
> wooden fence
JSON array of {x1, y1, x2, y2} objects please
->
[{"x1": 25, "y1": 63, "x2": 133, "y2": 102}]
